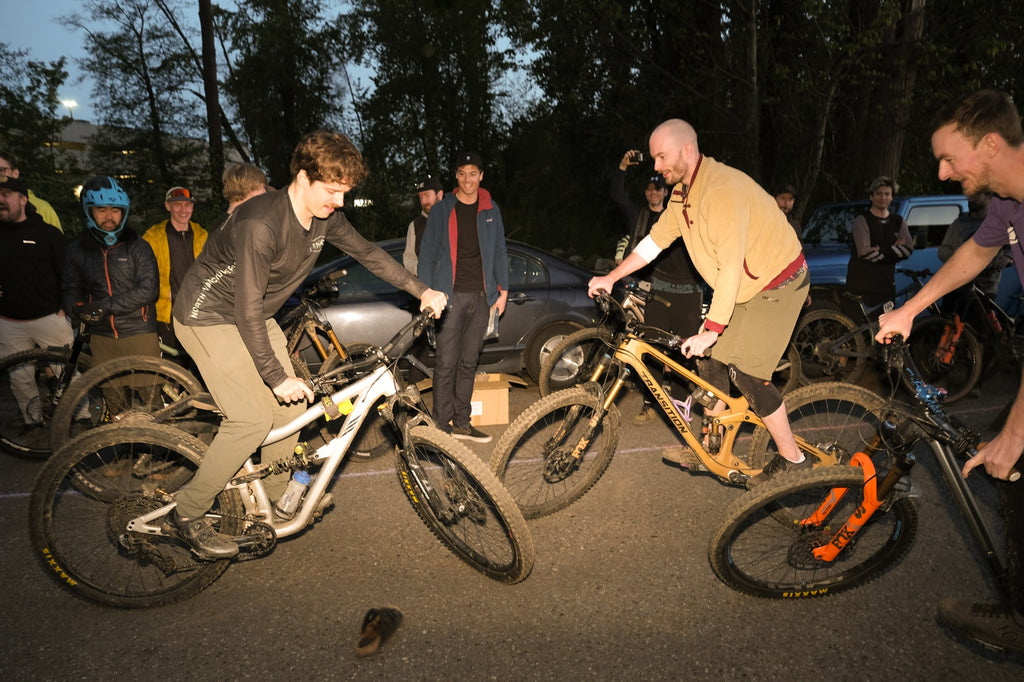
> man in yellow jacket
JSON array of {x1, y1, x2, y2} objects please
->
[{"x1": 143, "y1": 186, "x2": 208, "y2": 350}]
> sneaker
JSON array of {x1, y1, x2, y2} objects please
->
[
  {"x1": 450, "y1": 424, "x2": 492, "y2": 443},
  {"x1": 938, "y1": 599, "x2": 1024, "y2": 654},
  {"x1": 632, "y1": 404, "x2": 655, "y2": 425},
  {"x1": 161, "y1": 508, "x2": 239, "y2": 560},
  {"x1": 747, "y1": 452, "x2": 813, "y2": 488}
]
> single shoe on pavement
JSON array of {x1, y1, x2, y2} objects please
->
[
  {"x1": 938, "y1": 598, "x2": 1024, "y2": 654},
  {"x1": 450, "y1": 424, "x2": 492, "y2": 443},
  {"x1": 161, "y1": 508, "x2": 239, "y2": 560},
  {"x1": 661, "y1": 445, "x2": 701, "y2": 470},
  {"x1": 747, "y1": 452, "x2": 812, "y2": 488},
  {"x1": 356, "y1": 606, "x2": 403, "y2": 657},
  {"x1": 632, "y1": 404, "x2": 655, "y2": 426}
]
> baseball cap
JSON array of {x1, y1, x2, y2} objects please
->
[
  {"x1": 454, "y1": 151, "x2": 484, "y2": 171},
  {"x1": 165, "y1": 186, "x2": 195, "y2": 203},
  {"x1": 0, "y1": 175, "x2": 29, "y2": 197},
  {"x1": 415, "y1": 175, "x2": 443, "y2": 193},
  {"x1": 648, "y1": 175, "x2": 668, "y2": 190},
  {"x1": 774, "y1": 183, "x2": 797, "y2": 198}
]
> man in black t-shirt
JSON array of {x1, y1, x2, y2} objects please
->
[{"x1": 418, "y1": 152, "x2": 509, "y2": 443}]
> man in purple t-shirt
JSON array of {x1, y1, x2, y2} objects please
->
[{"x1": 877, "y1": 89, "x2": 1024, "y2": 654}]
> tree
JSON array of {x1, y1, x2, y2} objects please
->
[
  {"x1": 338, "y1": 0, "x2": 517, "y2": 240},
  {"x1": 65, "y1": 0, "x2": 210, "y2": 229},
  {"x1": 0, "y1": 44, "x2": 77, "y2": 224},
  {"x1": 218, "y1": 0, "x2": 348, "y2": 187}
]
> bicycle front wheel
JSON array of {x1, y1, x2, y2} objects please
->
[
  {"x1": 397, "y1": 426, "x2": 534, "y2": 583},
  {"x1": 48, "y1": 355, "x2": 208, "y2": 453},
  {"x1": 708, "y1": 466, "x2": 918, "y2": 598},
  {"x1": 490, "y1": 385, "x2": 620, "y2": 519},
  {"x1": 903, "y1": 315, "x2": 983, "y2": 403},
  {"x1": 29, "y1": 423, "x2": 244, "y2": 608},
  {"x1": 0, "y1": 347, "x2": 92, "y2": 458},
  {"x1": 538, "y1": 326, "x2": 614, "y2": 396}
]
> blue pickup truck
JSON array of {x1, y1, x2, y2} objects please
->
[{"x1": 801, "y1": 195, "x2": 1020, "y2": 310}]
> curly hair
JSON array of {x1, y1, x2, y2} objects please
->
[
  {"x1": 289, "y1": 131, "x2": 369, "y2": 188},
  {"x1": 931, "y1": 90, "x2": 1023, "y2": 148}
]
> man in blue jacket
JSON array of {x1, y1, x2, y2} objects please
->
[{"x1": 418, "y1": 152, "x2": 509, "y2": 443}]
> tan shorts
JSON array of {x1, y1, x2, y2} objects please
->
[{"x1": 710, "y1": 269, "x2": 808, "y2": 380}]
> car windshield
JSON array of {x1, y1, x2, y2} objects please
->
[
  {"x1": 329, "y1": 245, "x2": 552, "y2": 300},
  {"x1": 802, "y1": 203, "x2": 867, "y2": 245}
]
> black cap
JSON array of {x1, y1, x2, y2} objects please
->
[
  {"x1": 414, "y1": 175, "x2": 443, "y2": 193},
  {"x1": 454, "y1": 151, "x2": 484, "y2": 171},
  {"x1": 648, "y1": 175, "x2": 668, "y2": 190},
  {"x1": 773, "y1": 183, "x2": 797, "y2": 198},
  {"x1": 0, "y1": 175, "x2": 29, "y2": 197}
]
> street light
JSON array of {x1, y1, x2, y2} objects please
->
[{"x1": 61, "y1": 99, "x2": 78, "y2": 120}]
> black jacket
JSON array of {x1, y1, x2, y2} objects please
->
[
  {"x1": 0, "y1": 212, "x2": 67, "y2": 320},
  {"x1": 62, "y1": 229, "x2": 159, "y2": 338}
]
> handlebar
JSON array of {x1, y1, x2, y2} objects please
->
[{"x1": 882, "y1": 337, "x2": 1019, "y2": 482}]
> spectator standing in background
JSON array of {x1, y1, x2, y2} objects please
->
[
  {"x1": 418, "y1": 152, "x2": 508, "y2": 444},
  {"x1": 773, "y1": 183, "x2": 803, "y2": 243},
  {"x1": 63, "y1": 176, "x2": 160, "y2": 402},
  {"x1": 143, "y1": 187, "x2": 208, "y2": 351},
  {"x1": 846, "y1": 176, "x2": 914, "y2": 307},
  {"x1": 0, "y1": 175, "x2": 71, "y2": 430},
  {"x1": 404, "y1": 175, "x2": 444, "y2": 273},
  {"x1": 611, "y1": 149, "x2": 704, "y2": 425},
  {"x1": 209, "y1": 163, "x2": 269, "y2": 232},
  {"x1": 0, "y1": 150, "x2": 62, "y2": 232}
]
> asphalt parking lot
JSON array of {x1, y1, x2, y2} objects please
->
[{"x1": 2, "y1": 370, "x2": 1024, "y2": 680}]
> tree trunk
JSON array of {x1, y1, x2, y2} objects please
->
[{"x1": 199, "y1": 0, "x2": 224, "y2": 196}]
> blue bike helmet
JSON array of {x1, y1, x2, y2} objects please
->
[{"x1": 81, "y1": 176, "x2": 130, "y2": 246}]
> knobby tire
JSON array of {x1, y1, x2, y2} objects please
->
[
  {"x1": 396, "y1": 426, "x2": 534, "y2": 583},
  {"x1": 902, "y1": 316, "x2": 983, "y2": 404},
  {"x1": 489, "y1": 386, "x2": 620, "y2": 519},
  {"x1": 708, "y1": 466, "x2": 918, "y2": 598},
  {"x1": 0, "y1": 347, "x2": 92, "y2": 458},
  {"x1": 29, "y1": 423, "x2": 243, "y2": 608},
  {"x1": 48, "y1": 355, "x2": 206, "y2": 455}
]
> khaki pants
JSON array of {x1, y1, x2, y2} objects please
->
[
  {"x1": 0, "y1": 313, "x2": 75, "y2": 423},
  {"x1": 173, "y1": 320, "x2": 304, "y2": 518}
]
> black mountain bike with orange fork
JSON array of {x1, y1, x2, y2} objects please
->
[{"x1": 708, "y1": 337, "x2": 1018, "y2": 599}]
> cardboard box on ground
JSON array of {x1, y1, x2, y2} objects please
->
[{"x1": 416, "y1": 373, "x2": 527, "y2": 426}]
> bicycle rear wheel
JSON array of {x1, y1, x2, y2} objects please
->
[
  {"x1": 902, "y1": 315, "x2": 983, "y2": 403},
  {"x1": 396, "y1": 426, "x2": 534, "y2": 583},
  {"x1": 747, "y1": 382, "x2": 886, "y2": 472},
  {"x1": 708, "y1": 466, "x2": 918, "y2": 598},
  {"x1": 29, "y1": 423, "x2": 244, "y2": 608},
  {"x1": 0, "y1": 347, "x2": 92, "y2": 458},
  {"x1": 538, "y1": 326, "x2": 614, "y2": 396},
  {"x1": 48, "y1": 355, "x2": 208, "y2": 453},
  {"x1": 793, "y1": 309, "x2": 868, "y2": 384},
  {"x1": 490, "y1": 385, "x2": 620, "y2": 519}
]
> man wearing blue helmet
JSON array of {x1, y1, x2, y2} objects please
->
[{"x1": 62, "y1": 176, "x2": 160, "y2": 389}]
